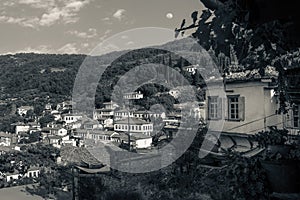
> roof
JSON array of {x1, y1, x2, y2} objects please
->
[
  {"x1": 130, "y1": 133, "x2": 152, "y2": 140},
  {"x1": 226, "y1": 66, "x2": 278, "y2": 83},
  {"x1": 76, "y1": 165, "x2": 110, "y2": 173},
  {"x1": 97, "y1": 108, "x2": 113, "y2": 112},
  {"x1": 18, "y1": 106, "x2": 33, "y2": 110},
  {"x1": 115, "y1": 108, "x2": 137, "y2": 113},
  {"x1": 113, "y1": 132, "x2": 151, "y2": 141},
  {"x1": 61, "y1": 146, "x2": 102, "y2": 166},
  {"x1": 11, "y1": 122, "x2": 27, "y2": 126},
  {"x1": 62, "y1": 113, "x2": 82, "y2": 117},
  {"x1": 90, "y1": 130, "x2": 115, "y2": 136},
  {"x1": 48, "y1": 135, "x2": 63, "y2": 140},
  {"x1": 115, "y1": 118, "x2": 151, "y2": 125},
  {"x1": 0, "y1": 132, "x2": 14, "y2": 138},
  {"x1": 0, "y1": 146, "x2": 14, "y2": 152},
  {"x1": 103, "y1": 101, "x2": 116, "y2": 105}
]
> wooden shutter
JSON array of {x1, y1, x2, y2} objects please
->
[
  {"x1": 285, "y1": 111, "x2": 292, "y2": 128},
  {"x1": 238, "y1": 96, "x2": 245, "y2": 121},
  {"x1": 207, "y1": 96, "x2": 211, "y2": 120},
  {"x1": 217, "y1": 97, "x2": 223, "y2": 119},
  {"x1": 224, "y1": 97, "x2": 228, "y2": 120}
]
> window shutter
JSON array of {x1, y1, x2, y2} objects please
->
[
  {"x1": 238, "y1": 96, "x2": 245, "y2": 121},
  {"x1": 285, "y1": 113, "x2": 292, "y2": 128},
  {"x1": 207, "y1": 97, "x2": 211, "y2": 120},
  {"x1": 217, "y1": 97, "x2": 222, "y2": 119},
  {"x1": 224, "y1": 97, "x2": 228, "y2": 120}
]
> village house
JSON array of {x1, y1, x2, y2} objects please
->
[
  {"x1": 62, "y1": 113, "x2": 83, "y2": 124},
  {"x1": 82, "y1": 120, "x2": 101, "y2": 130},
  {"x1": 111, "y1": 132, "x2": 152, "y2": 149},
  {"x1": 183, "y1": 65, "x2": 198, "y2": 75},
  {"x1": 11, "y1": 122, "x2": 30, "y2": 135},
  {"x1": 114, "y1": 108, "x2": 137, "y2": 121},
  {"x1": 133, "y1": 110, "x2": 166, "y2": 120},
  {"x1": 205, "y1": 69, "x2": 282, "y2": 135},
  {"x1": 93, "y1": 101, "x2": 118, "y2": 120},
  {"x1": 74, "y1": 129, "x2": 117, "y2": 142},
  {"x1": 43, "y1": 135, "x2": 70, "y2": 148},
  {"x1": 56, "y1": 100, "x2": 73, "y2": 110},
  {"x1": 5, "y1": 166, "x2": 40, "y2": 183},
  {"x1": 45, "y1": 103, "x2": 52, "y2": 111},
  {"x1": 17, "y1": 106, "x2": 34, "y2": 116},
  {"x1": 114, "y1": 118, "x2": 153, "y2": 136},
  {"x1": 173, "y1": 101, "x2": 206, "y2": 120},
  {"x1": 49, "y1": 127, "x2": 68, "y2": 136},
  {"x1": 51, "y1": 110, "x2": 62, "y2": 121},
  {"x1": 0, "y1": 132, "x2": 17, "y2": 146},
  {"x1": 123, "y1": 91, "x2": 143, "y2": 100},
  {"x1": 66, "y1": 120, "x2": 82, "y2": 130}
]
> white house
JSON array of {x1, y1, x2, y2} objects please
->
[
  {"x1": 183, "y1": 65, "x2": 197, "y2": 75},
  {"x1": 114, "y1": 108, "x2": 136, "y2": 121},
  {"x1": 63, "y1": 113, "x2": 82, "y2": 124},
  {"x1": 11, "y1": 122, "x2": 30, "y2": 135},
  {"x1": 56, "y1": 101, "x2": 73, "y2": 110},
  {"x1": 93, "y1": 101, "x2": 118, "y2": 120},
  {"x1": 173, "y1": 101, "x2": 206, "y2": 119},
  {"x1": 5, "y1": 166, "x2": 40, "y2": 182},
  {"x1": 132, "y1": 133, "x2": 152, "y2": 149},
  {"x1": 114, "y1": 118, "x2": 153, "y2": 136},
  {"x1": 0, "y1": 132, "x2": 16, "y2": 146},
  {"x1": 51, "y1": 110, "x2": 61, "y2": 121},
  {"x1": 123, "y1": 91, "x2": 143, "y2": 100},
  {"x1": 111, "y1": 132, "x2": 152, "y2": 149},
  {"x1": 49, "y1": 127, "x2": 68, "y2": 136},
  {"x1": 74, "y1": 129, "x2": 117, "y2": 143},
  {"x1": 45, "y1": 103, "x2": 52, "y2": 110},
  {"x1": 205, "y1": 77, "x2": 283, "y2": 135},
  {"x1": 17, "y1": 106, "x2": 34, "y2": 116},
  {"x1": 133, "y1": 110, "x2": 166, "y2": 120}
]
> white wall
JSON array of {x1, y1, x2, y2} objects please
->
[
  {"x1": 206, "y1": 81, "x2": 283, "y2": 135},
  {"x1": 135, "y1": 138, "x2": 152, "y2": 149}
]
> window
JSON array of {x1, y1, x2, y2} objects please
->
[
  {"x1": 293, "y1": 105, "x2": 299, "y2": 128},
  {"x1": 228, "y1": 96, "x2": 239, "y2": 120},
  {"x1": 208, "y1": 96, "x2": 221, "y2": 120},
  {"x1": 227, "y1": 96, "x2": 245, "y2": 121}
]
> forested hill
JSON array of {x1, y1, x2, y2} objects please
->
[{"x1": 0, "y1": 39, "x2": 209, "y2": 111}]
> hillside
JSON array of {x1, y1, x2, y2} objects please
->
[{"x1": 0, "y1": 40, "x2": 208, "y2": 112}]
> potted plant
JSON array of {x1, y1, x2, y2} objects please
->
[
  {"x1": 253, "y1": 126, "x2": 300, "y2": 193},
  {"x1": 253, "y1": 126, "x2": 291, "y2": 155}
]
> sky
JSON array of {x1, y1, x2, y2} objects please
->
[{"x1": 0, "y1": 0, "x2": 205, "y2": 55}]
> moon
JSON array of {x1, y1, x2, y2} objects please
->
[{"x1": 166, "y1": 13, "x2": 173, "y2": 19}]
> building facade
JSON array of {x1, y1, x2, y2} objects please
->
[{"x1": 205, "y1": 78, "x2": 283, "y2": 135}]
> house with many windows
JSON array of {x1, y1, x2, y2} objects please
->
[
  {"x1": 62, "y1": 113, "x2": 83, "y2": 124},
  {"x1": 123, "y1": 91, "x2": 143, "y2": 100},
  {"x1": 93, "y1": 101, "x2": 118, "y2": 120},
  {"x1": 114, "y1": 118, "x2": 153, "y2": 136},
  {"x1": 114, "y1": 108, "x2": 136, "y2": 121}
]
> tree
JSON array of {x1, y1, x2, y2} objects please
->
[
  {"x1": 39, "y1": 114, "x2": 55, "y2": 128},
  {"x1": 176, "y1": 0, "x2": 300, "y2": 113}
]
